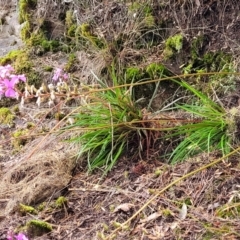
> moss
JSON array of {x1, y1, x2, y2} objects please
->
[
  {"x1": 162, "y1": 208, "x2": 174, "y2": 217},
  {"x1": 19, "y1": 0, "x2": 37, "y2": 24},
  {"x1": 26, "y1": 71, "x2": 41, "y2": 88},
  {"x1": 21, "y1": 21, "x2": 31, "y2": 40},
  {"x1": 65, "y1": 53, "x2": 77, "y2": 72},
  {"x1": 13, "y1": 105, "x2": 20, "y2": 114},
  {"x1": 0, "y1": 50, "x2": 33, "y2": 83},
  {"x1": 19, "y1": 203, "x2": 37, "y2": 215},
  {"x1": 19, "y1": 0, "x2": 37, "y2": 47},
  {"x1": 54, "y1": 112, "x2": 65, "y2": 121},
  {"x1": 78, "y1": 23, "x2": 105, "y2": 49},
  {"x1": 41, "y1": 39, "x2": 60, "y2": 52},
  {"x1": 146, "y1": 63, "x2": 171, "y2": 79},
  {"x1": 37, "y1": 202, "x2": 46, "y2": 211},
  {"x1": 20, "y1": 5, "x2": 60, "y2": 53},
  {"x1": 26, "y1": 31, "x2": 60, "y2": 54},
  {"x1": 26, "y1": 122, "x2": 35, "y2": 129},
  {"x1": 67, "y1": 24, "x2": 77, "y2": 37},
  {"x1": 129, "y1": 2, "x2": 152, "y2": 16},
  {"x1": 12, "y1": 129, "x2": 29, "y2": 149},
  {"x1": 164, "y1": 34, "x2": 184, "y2": 58},
  {"x1": 143, "y1": 15, "x2": 155, "y2": 28},
  {"x1": 27, "y1": 219, "x2": 52, "y2": 236},
  {"x1": 55, "y1": 196, "x2": 67, "y2": 208},
  {"x1": 126, "y1": 67, "x2": 141, "y2": 81},
  {"x1": 190, "y1": 35, "x2": 206, "y2": 60},
  {"x1": 0, "y1": 50, "x2": 42, "y2": 88},
  {"x1": 65, "y1": 10, "x2": 77, "y2": 37},
  {"x1": 43, "y1": 66, "x2": 53, "y2": 72},
  {"x1": 0, "y1": 107, "x2": 14, "y2": 125},
  {"x1": 0, "y1": 50, "x2": 27, "y2": 67},
  {"x1": 184, "y1": 35, "x2": 232, "y2": 74}
]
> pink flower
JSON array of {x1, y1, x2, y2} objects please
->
[
  {"x1": 0, "y1": 65, "x2": 27, "y2": 99},
  {"x1": 0, "y1": 64, "x2": 14, "y2": 78},
  {"x1": 15, "y1": 233, "x2": 29, "y2": 240},
  {"x1": 10, "y1": 74, "x2": 26, "y2": 83},
  {"x1": 7, "y1": 231, "x2": 29, "y2": 240},
  {"x1": 4, "y1": 79, "x2": 18, "y2": 98},
  {"x1": 52, "y1": 68, "x2": 68, "y2": 82}
]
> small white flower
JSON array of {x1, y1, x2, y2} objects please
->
[
  {"x1": 68, "y1": 117, "x2": 75, "y2": 124},
  {"x1": 24, "y1": 86, "x2": 30, "y2": 97},
  {"x1": 20, "y1": 96, "x2": 24, "y2": 107},
  {"x1": 30, "y1": 85, "x2": 37, "y2": 94},
  {"x1": 36, "y1": 97, "x2": 42, "y2": 107},
  {"x1": 48, "y1": 99, "x2": 54, "y2": 107},
  {"x1": 48, "y1": 83, "x2": 54, "y2": 91},
  {"x1": 35, "y1": 89, "x2": 41, "y2": 97},
  {"x1": 50, "y1": 90, "x2": 56, "y2": 100}
]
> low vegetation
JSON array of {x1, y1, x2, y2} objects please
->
[{"x1": 1, "y1": 0, "x2": 240, "y2": 239}]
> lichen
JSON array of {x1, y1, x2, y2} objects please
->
[{"x1": 0, "y1": 107, "x2": 14, "y2": 125}]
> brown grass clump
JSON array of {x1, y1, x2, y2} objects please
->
[{"x1": 0, "y1": 133, "x2": 79, "y2": 216}]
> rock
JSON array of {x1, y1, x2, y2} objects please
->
[{"x1": 0, "y1": 3, "x2": 23, "y2": 57}]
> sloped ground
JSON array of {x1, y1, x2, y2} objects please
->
[
  {"x1": 2, "y1": 146, "x2": 240, "y2": 239},
  {"x1": 1, "y1": 0, "x2": 240, "y2": 239}
]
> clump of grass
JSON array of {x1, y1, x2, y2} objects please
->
[
  {"x1": 68, "y1": 70, "x2": 143, "y2": 174},
  {"x1": 168, "y1": 80, "x2": 235, "y2": 163}
]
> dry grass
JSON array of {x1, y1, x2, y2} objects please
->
[
  {"x1": 2, "y1": 153, "x2": 240, "y2": 239},
  {"x1": 0, "y1": 132, "x2": 79, "y2": 216}
]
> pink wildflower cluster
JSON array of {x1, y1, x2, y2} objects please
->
[
  {"x1": 0, "y1": 64, "x2": 26, "y2": 99},
  {"x1": 52, "y1": 67, "x2": 68, "y2": 82},
  {"x1": 7, "y1": 231, "x2": 29, "y2": 240}
]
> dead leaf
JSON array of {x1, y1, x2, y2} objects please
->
[
  {"x1": 140, "y1": 212, "x2": 161, "y2": 223},
  {"x1": 113, "y1": 203, "x2": 134, "y2": 213},
  {"x1": 179, "y1": 203, "x2": 187, "y2": 220}
]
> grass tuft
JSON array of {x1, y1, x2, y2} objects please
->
[
  {"x1": 169, "y1": 80, "x2": 233, "y2": 163},
  {"x1": 67, "y1": 70, "x2": 143, "y2": 175}
]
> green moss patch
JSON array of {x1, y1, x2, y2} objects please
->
[
  {"x1": 164, "y1": 34, "x2": 184, "y2": 58},
  {"x1": 27, "y1": 219, "x2": 52, "y2": 236},
  {"x1": 19, "y1": 203, "x2": 38, "y2": 215},
  {"x1": 0, "y1": 107, "x2": 14, "y2": 125}
]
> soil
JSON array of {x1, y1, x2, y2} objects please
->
[{"x1": 1, "y1": 1, "x2": 240, "y2": 240}]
